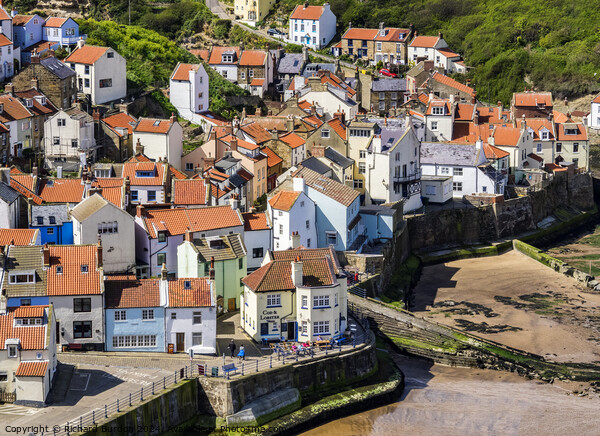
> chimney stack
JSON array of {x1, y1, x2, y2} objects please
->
[
  {"x1": 230, "y1": 195, "x2": 239, "y2": 210},
  {"x1": 92, "y1": 109, "x2": 100, "y2": 121},
  {"x1": 170, "y1": 112, "x2": 176, "y2": 125},
  {"x1": 312, "y1": 144, "x2": 325, "y2": 157},
  {"x1": 0, "y1": 290, "x2": 6, "y2": 316},
  {"x1": 291, "y1": 256, "x2": 303, "y2": 287},
  {"x1": 5, "y1": 83, "x2": 13, "y2": 96},
  {"x1": 209, "y1": 256, "x2": 215, "y2": 280},
  {"x1": 203, "y1": 156, "x2": 215, "y2": 171},
  {"x1": 43, "y1": 244, "x2": 50, "y2": 267},
  {"x1": 136, "y1": 204, "x2": 144, "y2": 218},
  {"x1": 97, "y1": 237, "x2": 103, "y2": 268},
  {"x1": 185, "y1": 228, "x2": 193, "y2": 242},
  {"x1": 471, "y1": 91, "x2": 477, "y2": 105},
  {"x1": 135, "y1": 138, "x2": 144, "y2": 155},
  {"x1": 293, "y1": 175, "x2": 305, "y2": 192},
  {"x1": 161, "y1": 263, "x2": 168, "y2": 280},
  {"x1": 230, "y1": 137, "x2": 238, "y2": 151},
  {"x1": 31, "y1": 77, "x2": 39, "y2": 89},
  {"x1": 77, "y1": 37, "x2": 85, "y2": 49},
  {"x1": 286, "y1": 116, "x2": 294, "y2": 132},
  {"x1": 303, "y1": 1, "x2": 308, "y2": 8},
  {"x1": 291, "y1": 231, "x2": 301, "y2": 249}
]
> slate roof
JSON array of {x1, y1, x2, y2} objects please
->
[
  {"x1": 278, "y1": 53, "x2": 304, "y2": 75},
  {"x1": 189, "y1": 233, "x2": 246, "y2": 263},
  {"x1": 0, "y1": 309, "x2": 47, "y2": 350},
  {"x1": 242, "y1": 212, "x2": 270, "y2": 231},
  {"x1": 47, "y1": 245, "x2": 102, "y2": 296},
  {"x1": 292, "y1": 167, "x2": 359, "y2": 207},
  {"x1": 325, "y1": 147, "x2": 353, "y2": 168},
  {"x1": 0, "y1": 181, "x2": 19, "y2": 203},
  {"x1": 31, "y1": 204, "x2": 70, "y2": 225},
  {"x1": 141, "y1": 206, "x2": 243, "y2": 239},
  {"x1": 299, "y1": 156, "x2": 330, "y2": 175},
  {"x1": 1, "y1": 246, "x2": 47, "y2": 297},
  {"x1": 40, "y1": 56, "x2": 76, "y2": 79},
  {"x1": 16, "y1": 360, "x2": 49, "y2": 377},
  {"x1": 302, "y1": 63, "x2": 336, "y2": 78},
  {"x1": 243, "y1": 257, "x2": 336, "y2": 292},
  {"x1": 372, "y1": 78, "x2": 407, "y2": 92},
  {"x1": 105, "y1": 277, "x2": 161, "y2": 309},
  {"x1": 168, "y1": 278, "x2": 212, "y2": 308},
  {"x1": 420, "y1": 142, "x2": 480, "y2": 166}
]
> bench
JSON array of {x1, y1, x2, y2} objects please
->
[
  {"x1": 68, "y1": 343, "x2": 83, "y2": 351},
  {"x1": 314, "y1": 340, "x2": 332, "y2": 350},
  {"x1": 222, "y1": 363, "x2": 238, "y2": 378}
]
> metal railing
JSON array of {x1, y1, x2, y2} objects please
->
[{"x1": 51, "y1": 364, "x2": 196, "y2": 436}]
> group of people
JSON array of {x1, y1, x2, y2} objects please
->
[{"x1": 229, "y1": 339, "x2": 245, "y2": 360}]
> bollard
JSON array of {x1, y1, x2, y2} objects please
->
[
  {"x1": 353, "y1": 337, "x2": 356, "y2": 348},
  {"x1": 117, "y1": 398, "x2": 120, "y2": 412},
  {"x1": 105, "y1": 404, "x2": 108, "y2": 419},
  {"x1": 256, "y1": 360, "x2": 258, "y2": 373},
  {"x1": 205, "y1": 364, "x2": 208, "y2": 376},
  {"x1": 325, "y1": 347, "x2": 328, "y2": 356},
  {"x1": 92, "y1": 410, "x2": 95, "y2": 424},
  {"x1": 80, "y1": 415, "x2": 83, "y2": 429},
  {"x1": 283, "y1": 354, "x2": 285, "y2": 364},
  {"x1": 175, "y1": 370, "x2": 177, "y2": 383},
  {"x1": 185, "y1": 366, "x2": 188, "y2": 379},
  {"x1": 129, "y1": 392, "x2": 132, "y2": 407},
  {"x1": 152, "y1": 381, "x2": 155, "y2": 396},
  {"x1": 141, "y1": 387, "x2": 144, "y2": 401},
  {"x1": 270, "y1": 355, "x2": 272, "y2": 368},
  {"x1": 164, "y1": 376, "x2": 166, "y2": 389},
  {"x1": 296, "y1": 353, "x2": 298, "y2": 362},
  {"x1": 242, "y1": 363, "x2": 244, "y2": 376}
]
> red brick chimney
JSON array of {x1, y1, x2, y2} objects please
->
[
  {"x1": 170, "y1": 112, "x2": 176, "y2": 125},
  {"x1": 185, "y1": 228, "x2": 193, "y2": 242},
  {"x1": 230, "y1": 137, "x2": 238, "y2": 151},
  {"x1": 97, "y1": 237, "x2": 103, "y2": 268},
  {"x1": 136, "y1": 204, "x2": 144, "y2": 218},
  {"x1": 92, "y1": 109, "x2": 100, "y2": 121},
  {"x1": 42, "y1": 244, "x2": 50, "y2": 267},
  {"x1": 209, "y1": 256, "x2": 215, "y2": 280},
  {"x1": 203, "y1": 157, "x2": 215, "y2": 171},
  {"x1": 312, "y1": 144, "x2": 325, "y2": 157}
]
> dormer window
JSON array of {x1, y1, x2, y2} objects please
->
[
  {"x1": 26, "y1": 99, "x2": 33, "y2": 108},
  {"x1": 541, "y1": 131, "x2": 549, "y2": 140},
  {"x1": 184, "y1": 280, "x2": 191, "y2": 290},
  {"x1": 153, "y1": 120, "x2": 160, "y2": 127},
  {"x1": 7, "y1": 345, "x2": 17, "y2": 358},
  {"x1": 136, "y1": 170, "x2": 155, "y2": 177},
  {"x1": 9, "y1": 273, "x2": 35, "y2": 284},
  {"x1": 432, "y1": 106, "x2": 445, "y2": 115},
  {"x1": 49, "y1": 216, "x2": 56, "y2": 224},
  {"x1": 57, "y1": 266, "x2": 63, "y2": 274},
  {"x1": 81, "y1": 265, "x2": 89, "y2": 273}
]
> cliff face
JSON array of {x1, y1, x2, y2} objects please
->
[{"x1": 26, "y1": 0, "x2": 89, "y2": 18}]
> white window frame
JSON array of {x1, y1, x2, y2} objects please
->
[{"x1": 267, "y1": 294, "x2": 281, "y2": 307}]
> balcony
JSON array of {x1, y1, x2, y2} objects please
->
[
  {"x1": 393, "y1": 169, "x2": 421, "y2": 183},
  {"x1": 61, "y1": 34, "x2": 87, "y2": 45}
]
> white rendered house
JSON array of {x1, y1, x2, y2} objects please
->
[
  {"x1": 133, "y1": 115, "x2": 184, "y2": 170},
  {"x1": 65, "y1": 41, "x2": 126, "y2": 105},
  {"x1": 169, "y1": 63, "x2": 209, "y2": 125},
  {"x1": 590, "y1": 93, "x2": 600, "y2": 129},
  {"x1": 268, "y1": 186, "x2": 317, "y2": 251},
  {"x1": 288, "y1": 2, "x2": 336, "y2": 50}
]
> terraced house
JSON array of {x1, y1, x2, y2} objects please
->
[
  {"x1": 338, "y1": 23, "x2": 411, "y2": 65},
  {"x1": 237, "y1": 50, "x2": 273, "y2": 98}
]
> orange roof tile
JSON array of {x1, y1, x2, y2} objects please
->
[
  {"x1": 0, "y1": 309, "x2": 47, "y2": 350},
  {"x1": 172, "y1": 179, "x2": 207, "y2": 206},
  {"x1": 263, "y1": 146, "x2": 283, "y2": 168},
  {"x1": 13, "y1": 306, "x2": 45, "y2": 318},
  {"x1": 105, "y1": 278, "x2": 161, "y2": 308},
  {"x1": 142, "y1": 206, "x2": 243, "y2": 239},
  {"x1": 243, "y1": 258, "x2": 335, "y2": 292},
  {"x1": 99, "y1": 187, "x2": 123, "y2": 208},
  {"x1": 593, "y1": 93, "x2": 600, "y2": 104},
  {"x1": 169, "y1": 166, "x2": 188, "y2": 180},
  {"x1": 210, "y1": 183, "x2": 232, "y2": 199},
  {"x1": 483, "y1": 142, "x2": 509, "y2": 160},
  {"x1": 250, "y1": 78, "x2": 265, "y2": 86},
  {"x1": 0, "y1": 93, "x2": 33, "y2": 122},
  {"x1": 243, "y1": 212, "x2": 270, "y2": 231},
  {"x1": 190, "y1": 49, "x2": 210, "y2": 62},
  {"x1": 343, "y1": 28, "x2": 379, "y2": 40},
  {"x1": 65, "y1": 45, "x2": 109, "y2": 65},
  {"x1": 208, "y1": 46, "x2": 240, "y2": 65},
  {"x1": 0, "y1": 33, "x2": 10, "y2": 47},
  {"x1": 556, "y1": 122, "x2": 587, "y2": 141},
  {"x1": 298, "y1": 100, "x2": 311, "y2": 111},
  {"x1": 418, "y1": 93, "x2": 429, "y2": 104},
  {"x1": 239, "y1": 50, "x2": 267, "y2": 66},
  {"x1": 492, "y1": 125, "x2": 522, "y2": 147},
  {"x1": 375, "y1": 28, "x2": 410, "y2": 42},
  {"x1": 410, "y1": 35, "x2": 440, "y2": 48},
  {"x1": 47, "y1": 245, "x2": 102, "y2": 296},
  {"x1": 327, "y1": 118, "x2": 347, "y2": 140},
  {"x1": 172, "y1": 63, "x2": 200, "y2": 81},
  {"x1": 431, "y1": 72, "x2": 475, "y2": 97},
  {"x1": 16, "y1": 360, "x2": 49, "y2": 377},
  {"x1": 303, "y1": 115, "x2": 324, "y2": 128},
  {"x1": 122, "y1": 162, "x2": 166, "y2": 186},
  {"x1": 528, "y1": 152, "x2": 543, "y2": 163},
  {"x1": 513, "y1": 92, "x2": 553, "y2": 108},
  {"x1": 12, "y1": 15, "x2": 35, "y2": 26},
  {"x1": 437, "y1": 47, "x2": 460, "y2": 58},
  {"x1": 269, "y1": 190, "x2": 300, "y2": 211},
  {"x1": 134, "y1": 118, "x2": 173, "y2": 134},
  {"x1": 38, "y1": 178, "x2": 84, "y2": 203},
  {"x1": 552, "y1": 110, "x2": 569, "y2": 123},
  {"x1": 126, "y1": 153, "x2": 152, "y2": 163},
  {"x1": 525, "y1": 118, "x2": 555, "y2": 140},
  {"x1": 241, "y1": 122, "x2": 272, "y2": 144},
  {"x1": 271, "y1": 246, "x2": 339, "y2": 271},
  {"x1": 425, "y1": 99, "x2": 451, "y2": 115},
  {"x1": 0, "y1": 229, "x2": 38, "y2": 246},
  {"x1": 10, "y1": 178, "x2": 42, "y2": 205},
  {"x1": 0, "y1": 8, "x2": 10, "y2": 21},
  {"x1": 290, "y1": 5, "x2": 325, "y2": 20},
  {"x1": 44, "y1": 17, "x2": 67, "y2": 27},
  {"x1": 102, "y1": 112, "x2": 137, "y2": 136},
  {"x1": 333, "y1": 41, "x2": 342, "y2": 48},
  {"x1": 168, "y1": 278, "x2": 212, "y2": 307},
  {"x1": 279, "y1": 132, "x2": 305, "y2": 149},
  {"x1": 207, "y1": 167, "x2": 229, "y2": 182},
  {"x1": 454, "y1": 103, "x2": 475, "y2": 121},
  {"x1": 14, "y1": 89, "x2": 58, "y2": 117}
]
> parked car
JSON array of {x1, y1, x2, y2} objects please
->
[
  {"x1": 268, "y1": 29, "x2": 285, "y2": 37},
  {"x1": 379, "y1": 68, "x2": 397, "y2": 78}
]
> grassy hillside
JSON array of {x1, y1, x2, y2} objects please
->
[{"x1": 274, "y1": 0, "x2": 600, "y2": 104}]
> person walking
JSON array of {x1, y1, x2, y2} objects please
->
[
  {"x1": 228, "y1": 340, "x2": 236, "y2": 358},
  {"x1": 238, "y1": 344, "x2": 245, "y2": 361}
]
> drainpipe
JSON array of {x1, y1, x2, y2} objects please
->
[{"x1": 279, "y1": 291, "x2": 295, "y2": 340}]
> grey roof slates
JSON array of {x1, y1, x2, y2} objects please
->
[
  {"x1": 0, "y1": 182, "x2": 20, "y2": 203},
  {"x1": 2, "y1": 246, "x2": 47, "y2": 297},
  {"x1": 31, "y1": 204, "x2": 69, "y2": 225},
  {"x1": 41, "y1": 57, "x2": 76, "y2": 80},
  {"x1": 299, "y1": 156, "x2": 331, "y2": 175},
  {"x1": 278, "y1": 53, "x2": 304, "y2": 74},
  {"x1": 293, "y1": 166, "x2": 359, "y2": 207},
  {"x1": 372, "y1": 78, "x2": 407, "y2": 92},
  {"x1": 302, "y1": 63, "x2": 336, "y2": 78},
  {"x1": 420, "y1": 142, "x2": 479, "y2": 166},
  {"x1": 324, "y1": 147, "x2": 353, "y2": 168},
  {"x1": 193, "y1": 233, "x2": 245, "y2": 262},
  {"x1": 229, "y1": 173, "x2": 247, "y2": 188}
]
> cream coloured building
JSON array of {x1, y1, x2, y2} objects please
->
[
  {"x1": 240, "y1": 247, "x2": 347, "y2": 343},
  {"x1": 235, "y1": 0, "x2": 276, "y2": 26}
]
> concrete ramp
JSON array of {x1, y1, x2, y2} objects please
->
[{"x1": 225, "y1": 388, "x2": 301, "y2": 426}]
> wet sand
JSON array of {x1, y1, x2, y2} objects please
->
[
  {"x1": 301, "y1": 355, "x2": 600, "y2": 436},
  {"x1": 411, "y1": 250, "x2": 600, "y2": 363}
]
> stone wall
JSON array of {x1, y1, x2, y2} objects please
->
[
  {"x1": 197, "y1": 333, "x2": 377, "y2": 417},
  {"x1": 408, "y1": 173, "x2": 594, "y2": 250}
]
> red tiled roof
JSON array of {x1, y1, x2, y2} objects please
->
[
  {"x1": 134, "y1": 118, "x2": 173, "y2": 134},
  {"x1": 431, "y1": 72, "x2": 475, "y2": 97},
  {"x1": 0, "y1": 309, "x2": 47, "y2": 350},
  {"x1": 593, "y1": 93, "x2": 600, "y2": 104},
  {"x1": 12, "y1": 15, "x2": 35, "y2": 26},
  {"x1": 208, "y1": 46, "x2": 240, "y2": 65},
  {"x1": 102, "y1": 112, "x2": 137, "y2": 137},
  {"x1": 243, "y1": 212, "x2": 270, "y2": 231},
  {"x1": 525, "y1": 118, "x2": 555, "y2": 140},
  {"x1": 210, "y1": 183, "x2": 232, "y2": 199},
  {"x1": 483, "y1": 142, "x2": 509, "y2": 160},
  {"x1": 190, "y1": 49, "x2": 210, "y2": 62},
  {"x1": 206, "y1": 167, "x2": 229, "y2": 182},
  {"x1": 241, "y1": 122, "x2": 272, "y2": 144},
  {"x1": 375, "y1": 28, "x2": 410, "y2": 42},
  {"x1": 269, "y1": 190, "x2": 300, "y2": 211},
  {"x1": 38, "y1": 178, "x2": 84, "y2": 203},
  {"x1": 279, "y1": 132, "x2": 305, "y2": 149},
  {"x1": 271, "y1": 246, "x2": 340, "y2": 273},
  {"x1": 169, "y1": 166, "x2": 188, "y2": 180},
  {"x1": 10, "y1": 178, "x2": 42, "y2": 205},
  {"x1": 44, "y1": 17, "x2": 67, "y2": 27},
  {"x1": 172, "y1": 179, "x2": 207, "y2": 206},
  {"x1": 552, "y1": 110, "x2": 569, "y2": 123},
  {"x1": 168, "y1": 278, "x2": 212, "y2": 307},
  {"x1": 142, "y1": 206, "x2": 243, "y2": 239},
  {"x1": 122, "y1": 162, "x2": 166, "y2": 186},
  {"x1": 418, "y1": 93, "x2": 429, "y2": 105},
  {"x1": 0, "y1": 94, "x2": 33, "y2": 122},
  {"x1": 0, "y1": 8, "x2": 11, "y2": 21},
  {"x1": 93, "y1": 178, "x2": 124, "y2": 188},
  {"x1": 556, "y1": 122, "x2": 588, "y2": 141},
  {"x1": 14, "y1": 89, "x2": 58, "y2": 117},
  {"x1": 0, "y1": 34, "x2": 11, "y2": 47},
  {"x1": 492, "y1": 125, "x2": 523, "y2": 147},
  {"x1": 222, "y1": 134, "x2": 259, "y2": 151},
  {"x1": 126, "y1": 153, "x2": 152, "y2": 163},
  {"x1": 437, "y1": 47, "x2": 460, "y2": 58},
  {"x1": 454, "y1": 103, "x2": 475, "y2": 121},
  {"x1": 528, "y1": 152, "x2": 544, "y2": 163},
  {"x1": 65, "y1": 45, "x2": 109, "y2": 65},
  {"x1": 239, "y1": 50, "x2": 267, "y2": 66},
  {"x1": 425, "y1": 99, "x2": 451, "y2": 116},
  {"x1": 0, "y1": 229, "x2": 38, "y2": 246},
  {"x1": 47, "y1": 245, "x2": 102, "y2": 296},
  {"x1": 14, "y1": 306, "x2": 45, "y2": 318},
  {"x1": 290, "y1": 5, "x2": 325, "y2": 20},
  {"x1": 24, "y1": 41, "x2": 58, "y2": 54},
  {"x1": 243, "y1": 258, "x2": 335, "y2": 292},
  {"x1": 513, "y1": 92, "x2": 553, "y2": 108},
  {"x1": 250, "y1": 78, "x2": 265, "y2": 86},
  {"x1": 303, "y1": 115, "x2": 324, "y2": 128},
  {"x1": 263, "y1": 146, "x2": 283, "y2": 168},
  {"x1": 327, "y1": 118, "x2": 347, "y2": 140},
  {"x1": 410, "y1": 35, "x2": 440, "y2": 48},
  {"x1": 172, "y1": 63, "x2": 199, "y2": 81},
  {"x1": 16, "y1": 360, "x2": 49, "y2": 377},
  {"x1": 342, "y1": 28, "x2": 379, "y2": 40},
  {"x1": 298, "y1": 100, "x2": 311, "y2": 111},
  {"x1": 105, "y1": 278, "x2": 160, "y2": 308}
]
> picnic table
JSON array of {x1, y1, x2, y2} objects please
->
[{"x1": 314, "y1": 340, "x2": 332, "y2": 350}]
